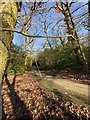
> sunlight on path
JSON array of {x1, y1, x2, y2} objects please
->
[
  {"x1": 53, "y1": 79, "x2": 88, "y2": 97},
  {"x1": 30, "y1": 70, "x2": 89, "y2": 107}
]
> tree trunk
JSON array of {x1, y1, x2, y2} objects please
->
[
  {"x1": 0, "y1": 2, "x2": 21, "y2": 83},
  {"x1": 25, "y1": 37, "x2": 29, "y2": 70},
  {"x1": 88, "y1": 1, "x2": 90, "y2": 42},
  {"x1": 25, "y1": 37, "x2": 33, "y2": 70},
  {"x1": 0, "y1": 2, "x2": 21, "y2": 119},
  {"x1": 47, "y1": 38, "x2": 53, "y2": 51},
  {"x1": 61, "y1": 2, "x2": 88, "y2": 71}
]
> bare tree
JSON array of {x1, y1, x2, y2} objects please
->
[
  {"x1": 60, "y1": 2, "x2": 88, "y2": 71},
  {"x1": 43, "y1": 19, "x2": 53, "y2": 51},
  {"x1": 24, "y1": 37, "x2": 35, "y2": 70}
]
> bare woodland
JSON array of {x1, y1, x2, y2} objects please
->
[{"x1": 0, "y1": 1, "x2": 90, "y2": 120}]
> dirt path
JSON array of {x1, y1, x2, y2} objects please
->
[
  {"x1": 30, "y1": 70, "x2": 90, "y2": 108},
  {"x1": 53, "y1": 79, "x2": 88, "y2": 96}
]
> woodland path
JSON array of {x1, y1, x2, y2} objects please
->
[
  {"x1": 30, "y1": 70, "x2": 90, "y2": 108},
  {"x1": 2, "y1": 72, "x2": 90, "y2": 120}
]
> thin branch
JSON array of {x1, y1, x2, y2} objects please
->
[
  {"x1": 52, "y1": 11, "x2": 88, "y2": 30},
  {"x1": 73, "y1": 12, "x2": 88, "y2": 20},
  {"x1": 35, "y1": 5, "x2": 54, "y2": 11},
  {"x1": 72, "y1": 3, "x2": 88, "y2": 14},
  {"x1": 51, "y1": 3, "x2": 88, "y2": 30},
  {"x1": 1, "y1": 28, "x2": 77, "y2": 40}
]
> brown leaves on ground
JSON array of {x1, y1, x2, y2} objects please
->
[{"x1": 2, "y1": 72, "x2": 90, "y2": 120}]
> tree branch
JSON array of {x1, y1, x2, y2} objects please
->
[
  {"x1": 0, "y1": 28, "x2": 77, "y2": 40},
  {"x1": 72, "y1": 3, "x2": 88, "y2": 14}
]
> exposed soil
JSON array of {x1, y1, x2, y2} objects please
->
[
  {"x1": 2, "y1": 72, "x2": 90, "y2": 120},
  {"x1": 30, "y1": 70, "x2": 89, "y2": 108},
  {"x1": 41, "y1": 70, "x2": 90, "y2": 85}
]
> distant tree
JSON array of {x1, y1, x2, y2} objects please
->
[
  {"x1": 19, "y1": 2, "x2": 46, "y2": 70},
  {"x1": 24, "y1": 37, "x2": 35, "y2": 70}
]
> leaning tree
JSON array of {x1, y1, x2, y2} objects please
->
[{"x1": 60, "y1": 2, "x2": 88, "y2": 71}]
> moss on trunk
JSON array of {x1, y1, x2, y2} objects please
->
[{"x1": 0, "y1": 2, "x2": 21, "y2": 83}]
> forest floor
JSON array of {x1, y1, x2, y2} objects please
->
[
  {"x1": 2, "y1": 71, "x2": 90, "y2": 120},
  {"x1": 30, "y1": 70, "x2": 90, "y2": 108}
]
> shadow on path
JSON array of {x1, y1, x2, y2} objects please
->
[{"x1": 2, "y1": 75, "x2": 32, "y2": 120}]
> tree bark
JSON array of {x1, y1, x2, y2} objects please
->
[
  {"x1": 25, "y1": 37, "x2": 30, "y2": 70},
  {"x1": 25, "y1": 37, "x2": 33, "y2": 70},
  {"x1": 61, "y1": 2, "x2": 88, "y2": 72},
  {"x1": 0, "y1": 2, "x2": 21, "y2": 83}
]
